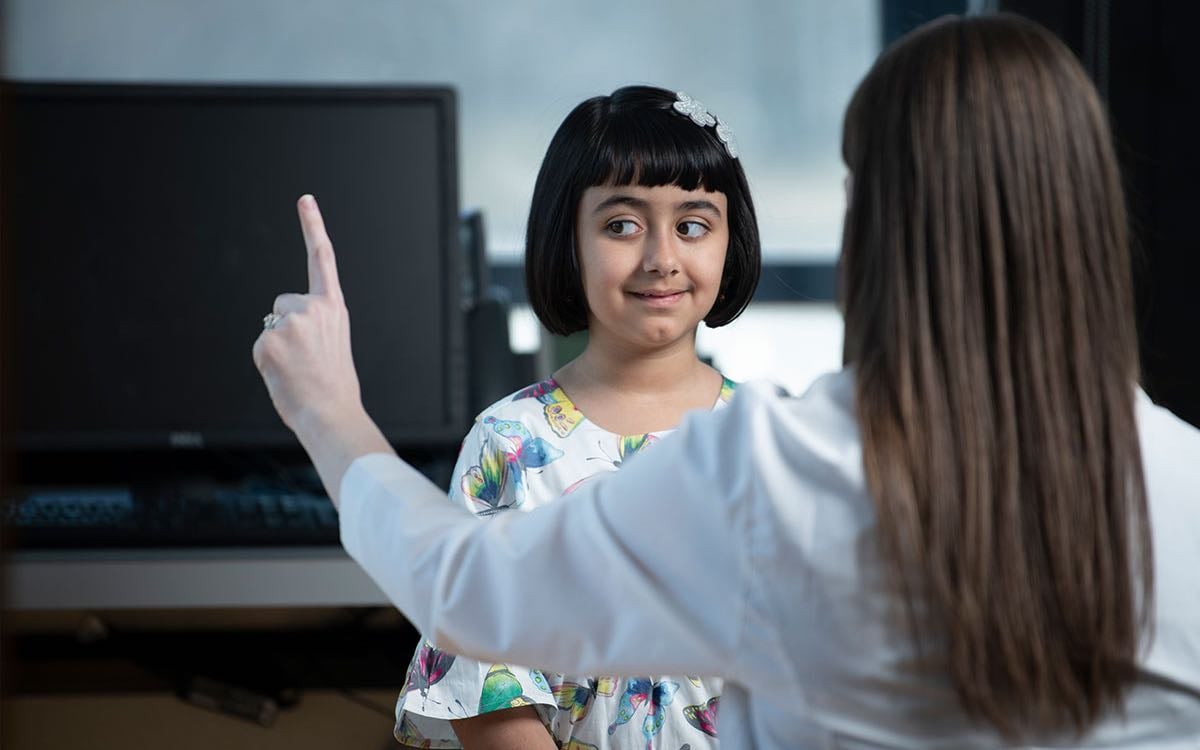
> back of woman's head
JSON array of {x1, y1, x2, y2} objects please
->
[
  {"x1": 525, "y1": 85, "x2": 761, "y2": 336},
  {"x1": 840, "y1": 13, "x2": 1151, "y2": 738}
]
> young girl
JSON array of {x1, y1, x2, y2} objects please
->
[{"x1": 393, "y1": 85, "x2": 761, "y2": 749}]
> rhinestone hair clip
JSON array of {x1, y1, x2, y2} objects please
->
[{"x1": 671, "y1": 91, "x2": 740, "y2": 159}]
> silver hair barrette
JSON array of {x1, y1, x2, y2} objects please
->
[{"x1": 672, "y1": 91, "x2": 740, "y2": 159}]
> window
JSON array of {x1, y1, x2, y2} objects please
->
[{"x1": 2, "y1": 0, "x2": 880, "y2": 262}]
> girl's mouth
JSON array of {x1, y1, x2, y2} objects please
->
[{"x1": 630, "y1": 290, "x2": 686, "y2": 307}]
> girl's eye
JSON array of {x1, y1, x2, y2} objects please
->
[
  {"x1": 677, "y1": 221, "x2": 709, "y2": 238},
  {"x1": 606, "y1": 220, "x2": 639, "y2": 236}
]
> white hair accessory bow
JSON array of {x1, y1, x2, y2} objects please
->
[{"x1": 672, "y1": 91, "x2": 739, "y2": 159}]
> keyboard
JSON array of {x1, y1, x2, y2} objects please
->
[{"x1": 2, "y1": 485, "x2": 342, "y2": 548}]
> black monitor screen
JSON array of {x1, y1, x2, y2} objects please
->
[{"x1": 2, "y1": 83, "x2": 465, "y2": 451}]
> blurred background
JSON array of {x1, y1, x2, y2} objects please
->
[{"x1": 1, "y1": 1, "x2": 1195, "y2": 748}]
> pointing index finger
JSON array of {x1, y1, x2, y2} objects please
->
[{"x1": 298, "y1": 195, "x2": 342, "y2": 300}]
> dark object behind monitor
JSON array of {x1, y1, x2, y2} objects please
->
[{"x1": 458, "y1": 209, "x2": 537, "y2": 417}]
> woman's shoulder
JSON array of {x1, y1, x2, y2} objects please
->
[
  {"x1": 708, "y1": 369, "x2": 866, "y2": 518},
  {"x1": 1136, "y1": 389, "x2": 1200, "y2": 449},
  {"x1": 1135, "y1": 389, "x2": 1200, "y2": 506},
  {"x1": 721, "y1": 369, "x2": 857, "y2": 438}
]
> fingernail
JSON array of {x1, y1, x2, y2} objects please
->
[{"x1": 300, "y1": 194, "x2": 314, "y2": 208}]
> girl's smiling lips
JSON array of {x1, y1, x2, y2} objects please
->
[{"x1": 628, "y1": 288, "x2": 688, "y2": 307}]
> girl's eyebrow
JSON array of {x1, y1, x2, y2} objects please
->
[
  {"x1": 592, "y1": 194, "x2": 650, "y2": 214},
  {"x1": 591, "y1": 194, "x2": 723, "y2": 217},
  {"x1": 678, "y1": 199, "x2": 722, "y2": 217}
]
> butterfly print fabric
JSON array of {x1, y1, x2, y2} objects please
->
[{"x1": 394, "y1": 377, "x2": 737, "y2": 749}]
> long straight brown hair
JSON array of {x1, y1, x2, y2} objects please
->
[{"x1": 840, "y1": 13, "x2": 1152, "y2": 738}]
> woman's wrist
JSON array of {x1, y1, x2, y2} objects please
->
[
  {"x1": 293, "y1": 402, "x2": 394, "y2": 507},
  {"x1": 292, "y1": 398, "x2": 361, "y2": 444}
]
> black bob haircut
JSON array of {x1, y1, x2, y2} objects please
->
[{"x1": 525, "y1": 85, "x2": 762, "y2": 336}]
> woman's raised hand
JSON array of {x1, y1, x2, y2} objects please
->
[{"x1": 252, "y1": 195, "x2": 392, "y2": 503}]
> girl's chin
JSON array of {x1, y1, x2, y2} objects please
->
[
  {"x1": 589, "y1": 315, "x2": 703, "y2": 350},
  {"x1": 625, "y1": 325, "x2": 698, "y2": 349}
]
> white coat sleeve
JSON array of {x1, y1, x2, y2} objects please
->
[{"x1": 339, "y1": 384, "x2": 769, "y2": 681}]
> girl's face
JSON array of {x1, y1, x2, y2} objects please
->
[{"x1": 575, "y1": 183, "x2": 729, "y2": 352}]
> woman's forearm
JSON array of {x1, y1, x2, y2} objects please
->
[{"x1": 292, "y1": 405, "x2": 393, "y2": 509}]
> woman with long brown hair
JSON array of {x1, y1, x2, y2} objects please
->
[
  {"x1": 840, "y1": 14, "x2": 1158, "y2": 738},
  {"x1": 253, "y1": 13, "x2": 1200, "y2": 749}
]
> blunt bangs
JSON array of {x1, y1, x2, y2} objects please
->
[{"x1": 581, "y1": 100, "x2": 740, "y2": 196}]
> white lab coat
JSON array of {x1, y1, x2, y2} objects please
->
[{"x1": 340, "y1": 369, "x2": 1200, "y2": 749}]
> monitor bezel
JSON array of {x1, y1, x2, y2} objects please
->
[{"x1": 0, "y1": 81, "x2": 468, "y2": 453}]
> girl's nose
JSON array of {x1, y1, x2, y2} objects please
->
[{"x1": 642, "y1": 228, "x2": 681, "y2": 276}]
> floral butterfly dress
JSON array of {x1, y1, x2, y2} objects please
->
[{"x1": 394, "y1": 376, "x2": 736, "y2": 749}]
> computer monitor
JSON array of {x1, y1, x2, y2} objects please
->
[{"x1": 1, "y1": 83, "x2": 467, "y2": 454}]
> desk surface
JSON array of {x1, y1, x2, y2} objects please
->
[
  {"x1": 3, "y1": 688, "x2": 400, "y2": 750},
  {"x1": 3, "y1": 546, "x2": 391, "y2": 610}
]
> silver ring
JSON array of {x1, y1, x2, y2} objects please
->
[{"x1": 262, "y1": 312, "x2": 284, "y2": 330}]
